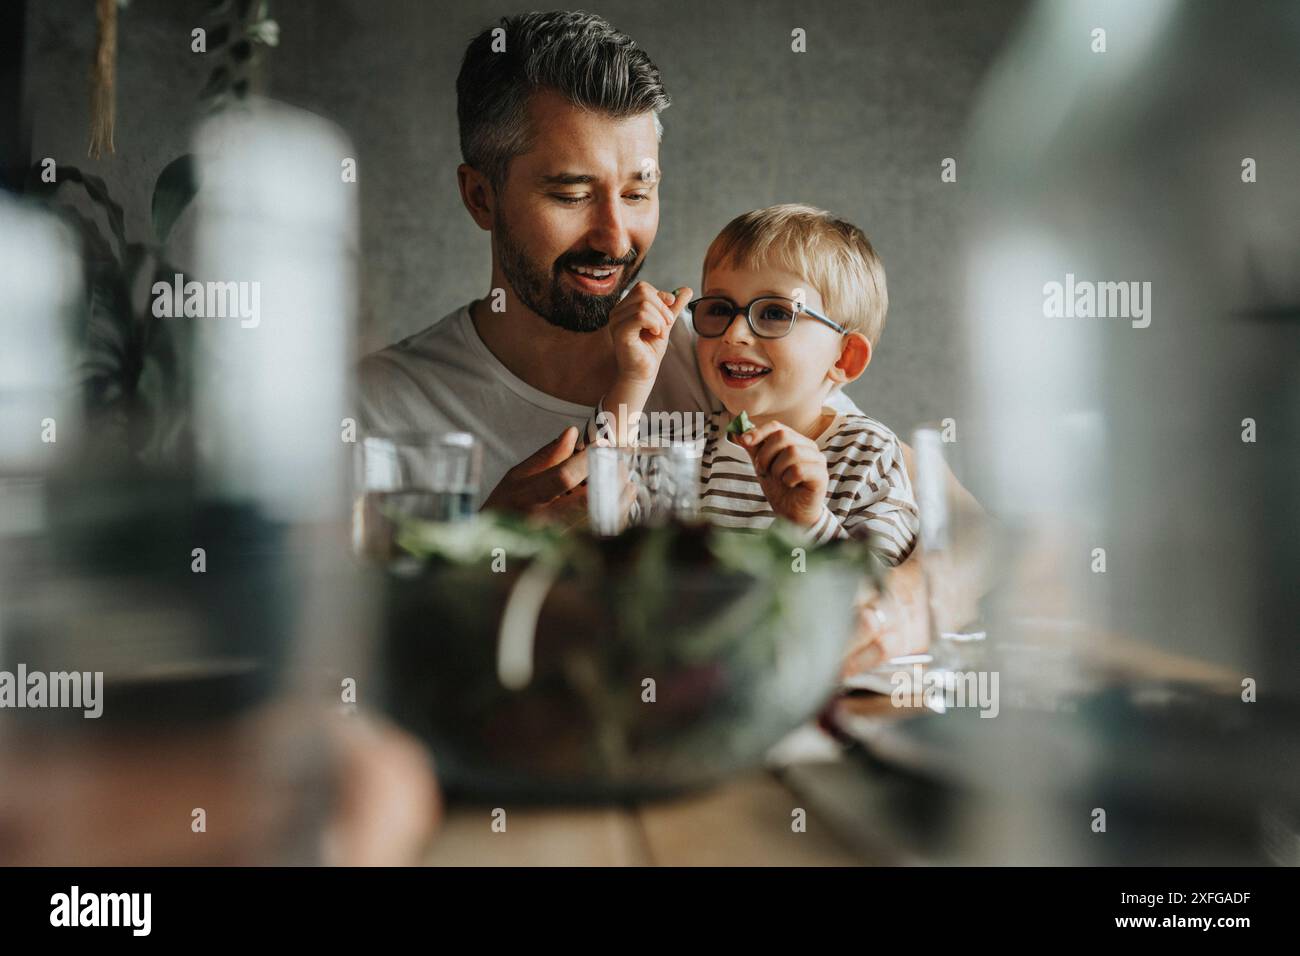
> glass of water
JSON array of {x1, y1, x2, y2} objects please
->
[
  {"x1": 912, "y1": 423, "x2": 988, "y2": 670},
  {"x1": 632, "y1": 443, "x2": 701, "y2": 526},
  {"x1": 353, "y1": 432, "x2": 482, "y2": 557},
  {"x1": 588, "y1": 442, "x2": 701, "y2": 535},
  {"x1": 587, "y1": 445, "x2": 631, "y2": 536}
]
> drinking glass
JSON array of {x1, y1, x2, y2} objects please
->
[
  {"x1": 587, "y1": 445, "x2": 632, "y2": 537},
  {"x1": 912, "y1": 424, "x2": 988, "y2": 671},
  {"x1": 352, "y1": 432, "x2": 482, "y2": 557},
  {"x1": 588, "y1": 443, "x2": 701, "y2": 535}
]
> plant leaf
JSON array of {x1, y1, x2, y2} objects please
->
[
  {"x1": 726, "y1": 410, "x2": 754, "y2": 436},
  {"x1": 35, "y1": 165, "x2": 129, "y2": 258},
  {"x1": 75, "y1": 171, "x2": 128, "y2": 251},
  {"x1": 151, "y1": 154, "x2": 200, "y2": 245}
]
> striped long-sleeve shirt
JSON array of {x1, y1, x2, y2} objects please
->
[{"x1": 587, "y1": 405, "x2": 920, "y2": 565}]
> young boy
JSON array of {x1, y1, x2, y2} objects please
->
[{"x1": 588, "y1": 204, "x2": 918, "y2": 565}]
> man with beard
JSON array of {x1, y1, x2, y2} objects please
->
[
  {"x1": 358, "y1": 11, "x2": 989, "y2": 668},
  {"x1": 358, "y1": 11, "x2": 710, "y2": 517}
]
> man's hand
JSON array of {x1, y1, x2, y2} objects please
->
[
  {"x1": 481, "y1": 426, "x2": 590, "y2": 515},
  {"x1": 839, "y1": 440, "x2": 993, "y2": 678},
  {"x1": 531, "y1": 464, "x2": 638, "y2": 532},
  {"x1": 608, "y1": 282, "x2": 692, "y2": 386},
  {"x1": 841, "y1": 557, "x2": 931, "y2": 677},
  {"x1": 737, "y1": 421, "x2": 829, "y2": 528},
  {"x1": 530, "y1": 485, "x2": 591, "y2": 530}
]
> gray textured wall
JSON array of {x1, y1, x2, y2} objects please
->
[{"x1": 24, "y1": 0, "x2": 1026, "y2": 435}]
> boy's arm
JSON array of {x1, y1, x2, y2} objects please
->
[
  {"x1": 822, "y1": 435, "x2": 921, "y2": 565},
  {"x1": 577, "y1": 283, "x2": 692, "y2": 449},
  {"x1": 596, "y1": 374, "x2": 657, "y2": 447}
]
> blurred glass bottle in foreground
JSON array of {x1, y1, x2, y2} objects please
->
[
  {"x1": 952, "y1": 0, "x2": 1300, "y2": 864},
  {"x1": 0, "y1": 98, "x2": 376, "y2": 863},
  {"x1": 0, "y1": 196, "x2": 82, "y2": 532}
]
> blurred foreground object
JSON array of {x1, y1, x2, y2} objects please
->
[
  {"x1": 192, "y1": 97, "x2": 357, "y2": 523},
  {"x1": 947, "y1": 0, "x2": 1300, "y2": 863},
  {"x1": 380, "y1": 517, "x2": 875, "y2": 800},
  {"x1": 0, "y1": 101, "x2": 391, "y2": 864},
  {"x1": 0, "y1": 706, "x2": 439, "y2": 865},
  {"x1": 0, "y1": 196, "x2": 82, "y2": 479}
]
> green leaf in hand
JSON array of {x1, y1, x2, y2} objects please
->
[{"x1": 726, "y1": 410, "x2": 754, "y2": 437}]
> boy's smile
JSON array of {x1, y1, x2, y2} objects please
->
[{"x1": 716, "y1": 355, "x2": 772, "y2": 388}]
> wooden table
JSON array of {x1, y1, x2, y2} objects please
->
[
  {"x1": 420, "y1": 635, "x2": 1240, "y2": 867},
  {"x1": 421, "y1": 694, "x2": 912, "y2": 867},
  {"x1": 422, "y1": 766, "x2": 868, "y2": 866}
]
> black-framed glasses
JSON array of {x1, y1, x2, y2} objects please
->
[{"x1": 688, "y1": 295, "x2": 848, "y2": 339}]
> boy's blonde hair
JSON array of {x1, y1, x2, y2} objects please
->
[{"x1": 701, "y1": 203, "x2": 888, "y2": 345}]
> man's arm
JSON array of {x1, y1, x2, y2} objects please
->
[{"x1": 842, "y1": 442, "x2": 995, "y2": 675}]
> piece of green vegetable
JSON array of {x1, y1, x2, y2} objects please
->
[{"x1": 726, "y1": 410, "x2": 754, "y2": 436}]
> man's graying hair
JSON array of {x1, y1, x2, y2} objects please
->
[{"x1": 457, "y1": 11, "x2": 670, "y2": 189}]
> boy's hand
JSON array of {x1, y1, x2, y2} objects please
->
[
  {"x1": 608, "y1": 282, "x2": 692, "y2": 386},
  {"x1": 737, "y1": 421, "x2": 829, "y2": 528}
]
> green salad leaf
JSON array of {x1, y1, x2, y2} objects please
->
[
  {"x1": 726, "y1": 410, "x2": 755, "y2": 436},
  {"x1": 393, "y1": 509, "x2": 565, "y2": 565},
  {"x1": 391, "y1": 510, "x2": 884, "y2": 592}
]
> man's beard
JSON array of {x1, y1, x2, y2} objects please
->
[{"x1": 495, "y1": 214, "x2": 643, "y2": 333}]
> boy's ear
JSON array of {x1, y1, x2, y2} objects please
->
[
  {"x1": 829, "y1": 332, "x2": 872, "y2": 385},
  {"x1": 457, "y1": 163, "x2": 496, "y2": 231}
]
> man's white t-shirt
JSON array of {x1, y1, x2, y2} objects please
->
[
  {"x1": 357, "y1": 303, "x2": 860, "y2": 496},
  {"x1": 358, "y1": 304, "x2": 711, "y2": 494}
]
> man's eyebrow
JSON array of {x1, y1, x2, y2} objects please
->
[
  {"x1": 538, "y1": 173, "x2": 596, "y2": 185},
  {"x1": 537, "y1": 171, "x2": 661, "y2": 186}
]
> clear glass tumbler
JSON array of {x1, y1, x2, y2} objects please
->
[
  {"x1": 588, "y1": 442, "x2": 701, "y2": 535},
  {"x1": 353, "y1": 432, "x2": 482, "y2": 557}
]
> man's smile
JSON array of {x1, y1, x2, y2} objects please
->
[{"x1": 562, "y1": 262, "x2": 624, "y2": 295}]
